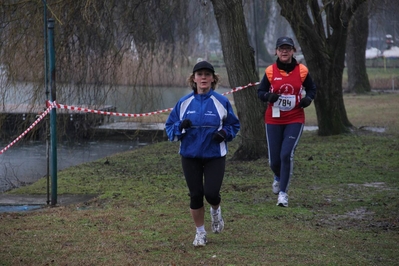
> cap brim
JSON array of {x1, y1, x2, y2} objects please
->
[{"x1": 277, "y1": 42, "x2": 294, "y2": 47}]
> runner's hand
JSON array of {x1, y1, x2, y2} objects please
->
[
  {"x1": 299, "y1": 97, "x2": 312, "y2": 108},
  {"x1": 179, "y1": 119, "x2": 192, "y2": 131},
  {"x1": 213, "y1": 130, "x2": 226, "y2": 143},
  {"x1": 265, "y1": 93, "x2": 280, "y2": 103}
]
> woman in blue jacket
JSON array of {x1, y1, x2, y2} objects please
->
[{"x1": 165, "y1": 61, "x2": 240, "y2": 247}]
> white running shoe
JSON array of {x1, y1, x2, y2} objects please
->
[
  {"x1": 272, "y1": 180, "x2": 280, "y2": 195},
  {"x1": 210, "y1": 206, "x2": 224, "y2": 233},
  {"x1": 277, "y1": 191, "x2": 288, "y2": 207},
  {"x1": 193, "y1": 231, "x2": 207, "y2": 247}
]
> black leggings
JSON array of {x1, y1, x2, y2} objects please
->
[
  {"x1": 181, "y1": 156, "x2": 226, "y2": 209},
  {"x1": 266, "y1": 123, "x2": 303, "y2": 192}
]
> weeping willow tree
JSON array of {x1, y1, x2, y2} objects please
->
[{"x1": 0, "y1": 0, "x2": 212, "y2": 140}]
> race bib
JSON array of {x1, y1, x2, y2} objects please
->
[{"x1": 275, "y1": 95, "x2": 296, "y2": 111}]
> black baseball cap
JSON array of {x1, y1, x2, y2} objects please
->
[
  {"x1": 193, "y1": 61, "x2": 215, "y2": 73},
  {"x1": 276, "y1": 37, "x2": 295, "y2": 49}
]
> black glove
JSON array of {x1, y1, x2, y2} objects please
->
[
  {"x1": 212, "y1": 130, "x2": 226, "y2": 143},
  {"x1": 299, "y1": 97, "x2": 312, "y2": 108},
  {"x1": 265, "y1": 93, "x2": 280, "y2": 103},
  {"x1": 179, "y1": 119, "x2": 192, "y2": 131}
]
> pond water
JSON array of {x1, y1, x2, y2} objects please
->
[{"x1": 0, "y1": 140, "x2": 138, "y2": 193}]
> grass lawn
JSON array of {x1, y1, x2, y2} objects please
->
[{"x1": 0, "y1": 93, "x2": 398, "y2": 265}]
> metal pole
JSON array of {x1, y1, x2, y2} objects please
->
[
  {"x1": 43, "y1": 1, "x2": 48, "y2": 98},
  {"x1": 42, "y1": 0, "x2": 50, "y2": 205},
  {"x1": 48, "y1": 18, "x2": 57, "y2": 206},
  {"x1": 253, "y1": 0, "x2": 259, "y2": 74}
]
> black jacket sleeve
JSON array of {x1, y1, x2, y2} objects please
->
[
  {"x1": 257, "y1": 74, "x2": 271, "y2": 102},
  {"x1": 302, "y1": 74, "x2": 316, "y2": 100}
]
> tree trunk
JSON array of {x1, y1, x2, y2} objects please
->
[
  {"x1": 211, "y1": 0, "x2": 267, "y2": 160},
  {"x1": 277, "y1": 0, "x2": 367, "y2": 136},
  {"x1": 249, "y1": 0, "x2": 273, "y2": 64},
  {"x1": 346, "y1": 1, "x2": 371, "y2": 93}
]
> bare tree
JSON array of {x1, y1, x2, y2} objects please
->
[
  {"x1": 211, "y1": 0, "x2": 267, "y2": 160},
  {"x1": 380, "y1": 0, "x2": 399, "y2": 43},
  {"x1": 244, "y1": 0, "x2": 273, "y2": 64},
  {"x1": 277, "y1": 0, "x2": 367, "y2": 136},
  {"x1": 346, "y1": 1, "x2": 371, "y2": 93}
]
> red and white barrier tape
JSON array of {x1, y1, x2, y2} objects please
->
[
  {"x1": 0, "y1": 82, "x2": 259, "y2": 154},
  {"x1": 55, "y1": 103, "x2": 174, "y2": 117},
  {"x1": 222, "y1": 82, "x2": 259, "y2": 95},
  {"x1": 0, "y1": 101, "x2": 56, "y2": 155}
]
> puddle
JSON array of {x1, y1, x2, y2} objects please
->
[
  {"x1": 304, "y1": 126, "x2": 386, "y2": 133},
  {"x1": 360, "y1": 126, "x2": 386, "y2": 133},
  {"x1": 304, "y1": 126, "x2": 318, "y2": 131},
  {"x1": 348, "y1": 182, "x2": 386, "y2": 188},
  {"x1": 342, "y1": 207, "x2": 374, "y2": 220},
  {"x1": 362, "y1": 182, "x2": 386, "y2": 188},
  {"x1": 0, "y1": 205, "x2": 43, "y2": 213}
]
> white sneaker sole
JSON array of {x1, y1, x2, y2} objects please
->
[{"x1": 277, "y1": 202, "x2": 288, "y2": 207}]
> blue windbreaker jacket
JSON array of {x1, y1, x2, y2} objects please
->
[{"x1": 165, "y1": 89, "x2": 240, "y2": 158}]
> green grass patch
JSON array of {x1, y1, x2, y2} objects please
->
[
  {"x1": 305, "y1": 93, "x2": 399, "y2": 135},
  {"x1": 1, "y1": 94, "x2": 399, "y2": 265}
]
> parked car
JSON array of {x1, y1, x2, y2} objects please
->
[
  {"x1": 365, "y1": 47, "x2": 382, "y2": 59},
  {"x1": 383, "y1": 46, "x2": 399, "y2": 58}
]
